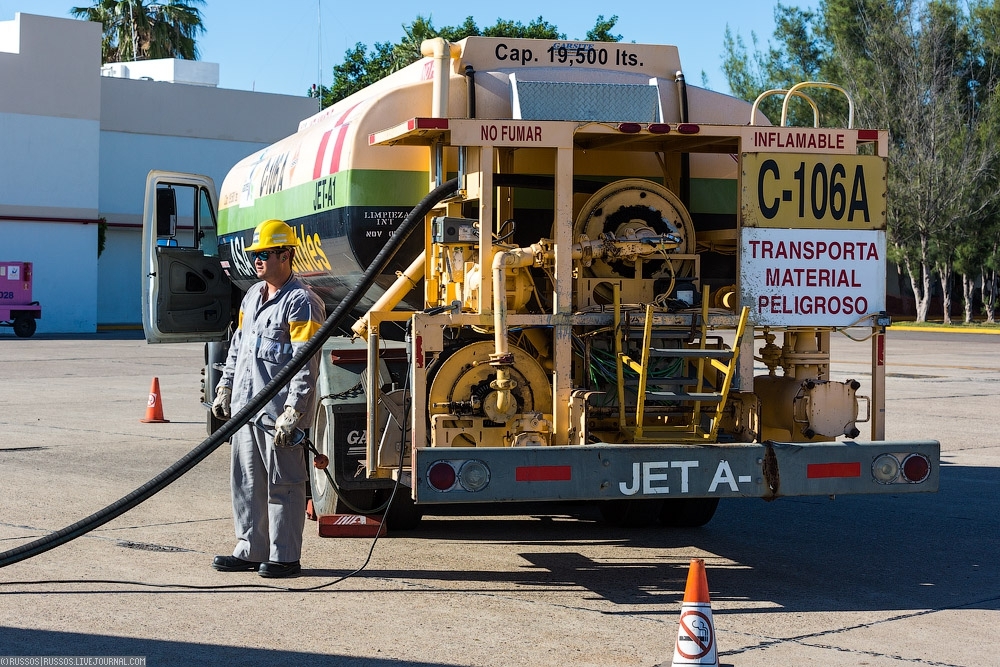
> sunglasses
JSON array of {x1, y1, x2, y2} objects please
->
[{"x1": 249, "y1": 249, "x2": 286, "y2": 261}]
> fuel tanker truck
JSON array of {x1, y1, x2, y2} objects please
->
[{"x1": 141, "y1": 36, "x2": 939, "y2": 529}]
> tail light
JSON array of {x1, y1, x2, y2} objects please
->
[
  {"x1": 427, "y1": 461, "x2": 457, "y2": 491},
  {"x1": 426, "y1": 459, "x2": 492, "y2": 493},
  {"x1": 901, "y1": 454, "x2": 930, "y2": 483},
  {"x1": 872, "y1": 454, "x2": 900, "y2": 484},
  {"x1": 872, "y1": 452, "x2": 931, "y2": 485}
]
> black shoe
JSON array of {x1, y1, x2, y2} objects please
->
[
  {"x1": 212, "y1": 555, "x2": 260, "y2": 572},
  {"x1": 258, "y1": 560, "x2": 301, "y2": 578}
]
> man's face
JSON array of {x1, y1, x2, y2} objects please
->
[{"x1": 249, "y1": 248, "x2": 289, "y2": 281}]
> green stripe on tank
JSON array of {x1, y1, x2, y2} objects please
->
[
  {"x1": 218, "y1": 170, "x2": 736, "y2": 232},
  {"x1": 219, "y1": 169, "x2": 431, "y2": 234},
  {"x1": 689, "y1": 178, "x2": 737, "y2": 215}
]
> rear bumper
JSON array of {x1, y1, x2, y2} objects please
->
[
  {"x1": 412, "y1": 440, "x2": 940, "y2": 504},
  {"x1": 0, "y1": 303, "x2": 41, "y2": 320}
]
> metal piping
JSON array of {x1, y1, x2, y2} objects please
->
[{"x1": 674, "y1": 71, "x2": 691, "y2": 208}]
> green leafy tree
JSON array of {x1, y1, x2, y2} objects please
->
[
  {"x1": 838, "y1": 0, "x2": 999, "y2": 323},
  {"x1": 316, "y1": 15, "x2": 621, "y2": 107},
  {"x1": 586, "y1": 15, "x2": 622, "y2": 42},
  {"x1": 71, "y1": 0, "x2": 205, "y2": 63},
  {"x1": 722, "y1": 4, "x2": 848, "y2": 127},
  {"x1": 723, "y1": 0, "x2": 1000, "y2": 323}
]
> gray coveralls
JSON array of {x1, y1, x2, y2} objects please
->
[{"x1": 218, "y1": 275, "x2": 325, "y2": 564}]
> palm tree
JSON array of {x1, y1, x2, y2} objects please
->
[{"x1": 71, "y1": 0, "x2": 206, "y2": 64}]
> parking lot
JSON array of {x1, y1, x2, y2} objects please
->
[{"x1": 0, "y1": 329, "x2": 997, "y2": 666}]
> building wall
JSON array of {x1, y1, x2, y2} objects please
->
[
  {"x1": 0, "y1": 13, "x2": 102, "y2": 333},
  {"x1": 0, "y1": 12, "x2": 317, "y2": 333}
]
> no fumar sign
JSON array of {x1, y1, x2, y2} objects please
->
[{"x1": 740, "y1": 227, "x2": 886, "y2": 327}]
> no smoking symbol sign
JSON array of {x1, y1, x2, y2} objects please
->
[{"x1": 676, "y1": 609, "x2": 714, "y2": 660}]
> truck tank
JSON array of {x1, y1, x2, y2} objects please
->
[{"x1": 214, "y1": 37, "x2": 755, "y2": 314}]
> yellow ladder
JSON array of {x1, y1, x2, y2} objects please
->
[{"x1": 615, "y1": 287, "x2": 749, "y2": 442}]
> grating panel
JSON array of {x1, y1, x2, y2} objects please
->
[{"x1": 512, "y1": 78, "x2": 660, "y2": 122}]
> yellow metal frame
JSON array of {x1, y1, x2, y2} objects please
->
[{"x1": 615, "y1": 286, "x2": 750, "y2": 443}]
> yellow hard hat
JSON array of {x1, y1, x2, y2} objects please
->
[{"x1": 245, "y1": 219, "x2": 298, "y2": 251}]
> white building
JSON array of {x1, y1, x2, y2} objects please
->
[{"x1": 0, "y1": 12, "x2": 317, "y2": 333}]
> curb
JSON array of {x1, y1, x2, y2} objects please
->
[{"x1": 890, "y1": 323, "x2": 1000, "y2": 335}]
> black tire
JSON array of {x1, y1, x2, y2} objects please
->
[
  {"x1": 204, "y1": 341, "x2": 229, "y2": 435},
  {"x1": 207, "y1": 411, "x2": 227, "y2": 437},
  {"x1": 13, "y1": 315, "x2": 35, "y2": 338},
  {"x1": 308, "y1": 402, "x2": 384, "y2": 515},
  {"x1": 659, "y1": 498, "x2": 720, "y2": 528},
  {"x1": 598, "y1": 499, "x2": 664, "y2": 527}
]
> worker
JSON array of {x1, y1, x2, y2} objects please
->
[{"x1": 209, "y1": 219, "x2": 326, "y2": 578}]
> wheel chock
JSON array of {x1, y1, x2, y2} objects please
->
[{"x1": 317, "y1": 514, "x2": 387, "y2": 538}]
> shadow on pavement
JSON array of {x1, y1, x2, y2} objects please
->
[
  {"x1": 341, "y1": 461, "x2": 999, "y2": 615},
  {"x1": 0, "y1": 627, "x2": 453, "y2": 667}
]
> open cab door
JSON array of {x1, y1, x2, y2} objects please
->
[{"x1": 141, "y1": 170, "x2": 231, "y2": 343}]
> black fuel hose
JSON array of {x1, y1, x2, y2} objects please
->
[{"x1": 0, "y1": 177, "x2": 459, "y2": 569}]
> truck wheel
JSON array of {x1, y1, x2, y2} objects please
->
[
  {"x1": 204, "y1": 341, "x2": 229, "y2": 435},
  {"x1": 309, "y1": 403, "x2": 339, "y2": 515},
  {"x1": 13, "y1": 315, "x2": 35, "y2": 338},
  {"x1": 207, "y1": 411, "x2": 226, "y2": 437},
  {"x1": 308, "y1": 403, "x2": 379, "y2": 515},
  {"x1": 659, "y1": 498, "x2": 720, "y2": 528},
  {"x1": 598, "y1": 499, "x2": 663, "y2": 527}
]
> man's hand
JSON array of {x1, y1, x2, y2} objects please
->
[
  {"x1": 274, "y1": 406, "x2": 303, "y2": 447},
  {"x1": 212, "y1": 386, "x2": 232, "y2": 420}
]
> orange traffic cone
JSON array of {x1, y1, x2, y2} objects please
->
[
  {"x1": 671, "y1": 558, "x2": 719, "y2": 667},
  {"x1": 140, "y1": 377, "x2": 170, "y2": 423}
]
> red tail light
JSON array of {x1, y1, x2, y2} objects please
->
[
  {"x1": 427, "y1": 461, "x2": 457, "y2": 491},
  {"x1": 901, "y1": 454, "x2": 930, "y2": 483}
]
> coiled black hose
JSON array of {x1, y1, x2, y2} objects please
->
[{"x1": 0, "y1": 177, "x2": 459, "y2": 568}]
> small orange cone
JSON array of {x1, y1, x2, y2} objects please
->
[
  {"x1": 139, "y1": 377, "x2": 169, "y2": 423},
  {"x1": 671, "y1": 558, "x2": 718, "y2": 667}
]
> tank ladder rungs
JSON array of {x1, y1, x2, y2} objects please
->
[{"x1": 614, "y1": 284, "x2": 750, "y2": 442}]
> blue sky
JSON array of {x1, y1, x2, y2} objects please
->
[{"x1": 1, "y1": 0, "x2": 819, "y2": 97}]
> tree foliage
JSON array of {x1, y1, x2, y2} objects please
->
[
  {"x1": 71, "y1": 0, "x2": 205, "y2": 63},
  {"x1": 317, "y1": 15, "x2": 621, "y2": 107},
  {"x1": 723, "y1": 0, "x2": 1000, "y2": 322}
]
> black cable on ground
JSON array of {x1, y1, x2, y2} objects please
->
[{"x1": 0, "y1": 177, "x2": 458, "y2": 569}]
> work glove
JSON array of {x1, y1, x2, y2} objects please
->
[
  {"x1": 273, "y1": 406, "x2": 303, "y2": 447},
  {"x1": 212, "y1": 386, "x2": 232, "y2": 419}
]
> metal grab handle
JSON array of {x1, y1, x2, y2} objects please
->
[
  {"x1": 749, "y1": 81, "x2": 856, "y2": 128},
  {"x1": 751, "y1": 88, "x2": 819, "y2": 127}
]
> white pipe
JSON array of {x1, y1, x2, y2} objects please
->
[
  {"x1": 491, "y1": 246, "x2": 538, "y2": 413},
  {"x1": 420, "y1": 38, "x2": 460, "y2": 118},
  {"x1": 351, "y1": 251, "x2": 425, "y2": 340}
]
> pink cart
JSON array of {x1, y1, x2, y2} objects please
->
[{"x1": 0, "y1": 261, "x2": 42, "y2": 337}]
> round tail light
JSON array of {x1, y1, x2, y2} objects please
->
[
  {"x1": 872, "y1": 454, "x2": 900, "y2": 484},
  {"x1": 901, "y1": 454, "x2": 930, "y2": 483},
  {"x1": 458, "y1": 460, "x2": 490, "y2": 492},
  {"x1": 427, "y1": 461, "x2": 457, "y2": 491}
]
